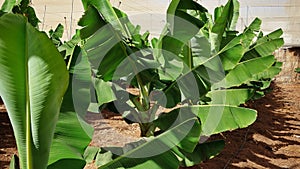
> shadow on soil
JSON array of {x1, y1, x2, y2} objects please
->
[{"x1": 196, "y1": 83, "x2": 300, "y2": 169}]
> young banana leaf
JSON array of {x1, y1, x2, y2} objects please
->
[{"x1": 0, "y1": 13, "x2": 69, "y2": 169}]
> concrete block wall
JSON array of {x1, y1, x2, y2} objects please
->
[{"x1": 275, "y1": 47, "x2": 300, "y2": 83}]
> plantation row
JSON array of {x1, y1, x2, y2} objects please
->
[{"x1": 0, "y1": 0, "x2": 283, "y2": 168}]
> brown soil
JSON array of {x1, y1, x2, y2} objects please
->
[
  {"x1": 85, "y1": 110, "x2": 141, "y2": 148},
  {"x1": 0, "y1": 99, "x2": 18, "y2": 169}
]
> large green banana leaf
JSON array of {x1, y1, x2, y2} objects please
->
[
  {"x1": 190, "y1": 10, "x2": 261, "y2": 73},
  {"x1": 159, "y1": 0, "x2": 243, "y2": 106},
  {"x1": 81, "y1": 0, "x2": 141, "y2": 40},
  {"x1": 47, "y1": 79, "x2": 93, "y2": 168},
  {"x1": 81, "y1": 21, "x2": 127, "y2": 81},
  {"x1": 212, "y1": 55, "x2": 276, "y2": 89},
  {"x1": 48, "y1": 43, "x2": 94, "y2": 168},
  {"x1": 219, "y1": 18, "x2": 261, "y2": 55},
  {"x1": 80, "y1": 0, "x2": 153, "y2": 78},
  {"x1": 79, "y1": 5, "x2": 129, "y2": 110},
  {"x1": 155, "y1": 0, "x2": 207, "y2": 80},
  {"x1": 174, "y1": 140, "x2": 225, "y2": 167},
  {"x1": 191, "y1": 105, "x2": 256, "y2": 135},
  {"x1": 210, "y1": 0, "x2": 239, "y2": 52},
  {"x1": 81, "y1": 0, "x2": 127, "y2": 36},
  {"x1": 154, "y1": 0, "x2": 212, "y2": 107},
  {"x1": 98, "y1": 117, "x2": 200, "y2": 169},
  {"x1": 155, "y1": 105, "x2": 256, "y2": 136},
  {"x1": 80, "y1": 0, "x2": 163, "y2": 119},
  {"x1": 191, "y1": 1, "x2": 258, "y2": 67},
  {"x1": 91, "y1": 136, "x2": 223, "y2": 168},
  {"x1": 252, "y1": 61, "x2": 282, "y2": 82},
  {"x1": 93, "y1": 103, "x2": 255, "y2": 168},
  {"x1": 161, "y1": 0, "x2": 282, "y2": 99},
  {"x1": 152, "y1": 103, "x2": 255, "y2": 166},
  {"x1": 166, "y1": 0, "x2": 207, "y2": 43},
  {"x1": 168, "y1": 105, "x2": 255, "y2": 136},
  {"x1": 213, "y1": 18, "x2": 261, "y2": 71},
  {"x1": 0, "y1": 13, "x2": 69, "y2": 169},
  {"x1": 243, "y1": 29, "x2": 284, "y2": 60},
  {"x1": 78, "y1": 5, "x2": 104, "y2": 39},
  {"x1": 207, "y1": 89, "x2": 254, "y2": 106}
]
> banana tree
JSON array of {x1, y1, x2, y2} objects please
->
[
  {"x1": 76, "y1": 0, "x2": 282, "y2": 168},
  {"x1": 0, "y1": 1, "x2": 94, "y2": 168}
]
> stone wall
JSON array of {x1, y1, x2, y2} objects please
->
[{"x1": 275, "y1": 47, "x2": 300, "y2": 83}]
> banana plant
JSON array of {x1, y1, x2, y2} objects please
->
[
  {"x1": 0, "y1": 2, "x2": 93, "y2": 168},
  {"x1": 76, "y1": 0, "x2": 281, "y2": 168},
  {"x1": 159, "y1": 0, "x2": 283, "y2": 104},
  {"x1": 0, "y1": 13, "x2": 69, "y2": 169}
]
